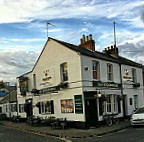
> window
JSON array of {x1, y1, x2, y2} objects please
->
[
  {"x1": 61, "y1": 99, "x2": 74, "y2": 113},
  {"x1": 130, "y1": 98, "x2": 133, "y2": 105},
  {"x1": 11, "y1": 104, "x2": 17, "y2": 112},
  {"x1": 19, "y1": 104, "x2": 25, "y2": 113},
  {"x1": 5, "y1": 105, "x2": 9, "y2": 112},
  {"x1": 39, "y1": 101, "x2": 54, "y2": 114},
  {"x1": 60, "y1": 63, "x2": 68, "y2": 82},
  {"x1": 134, "y1": 95, "x2": 138, "y2": 109},
  {"x1": 92, "y1": 61, "x2": 100, "y2": 80},
  {"x1": 105, "y1": 95, "x2": 118, "y2": 114},
  {"x1": 0, "y1": 107, "x2": 2, "y2": 113},
  {"x1": 132, "y1": 69, "x2": 137, "y2": 83},
  {"x1": 107, "y1": 64, "x2": 113, "y2": 81},
  {"x1": 113, "y1": 95, "x2": 117, "y2": 113},
  {"x1": 107, "y1": 95, "x2": 111, "y2": 113},
  {"x1": 33, "y1": 74, "x2": 36, "y2": 89}
]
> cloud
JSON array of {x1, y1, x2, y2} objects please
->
[
  {"x1": 119, "y1": 39, "x2": 144, "y2": 64},
  {"x1": 0, "y1": 51, "x2": 39, "y2": 85},
  {"x1": 0, "y1": 0, "x2": 144, "y2": 27}
]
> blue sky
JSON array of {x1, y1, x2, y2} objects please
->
[{"x1": 0, "y1": 0, "x2": 144, "y2": 85}]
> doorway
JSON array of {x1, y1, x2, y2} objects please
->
[
  {"x1": 25, "y1": 99, "x2": 33, "y2": 117},
  {"x1": 85, "y1": 99, "x2": 98, "y2": 128}
]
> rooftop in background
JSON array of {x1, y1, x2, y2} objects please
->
[{"x1": 0, "y1": 90, "x2": 17, "y2": 104}]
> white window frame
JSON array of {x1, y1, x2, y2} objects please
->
[
  {"x1": 40, "y1": 101, "x2": 54, "y2": 114},
  {"x1": 92, "y1": 61, "x2": 100, "y2": 80},
  {"x1": 107, "y1": 64, "x2": 113, "y2": 81},
  {"x1": 106, "y1": 95, "x2": 112, "y2": 113},
  {"x1": 105, "y1": 95, "x2": 118, "y2": 114},
  {"x1": 19, "y1": 104, "x2": 25, "y2": 113},
  {"x1": 60, "y1": 63, "x2": 68, "y2": 82},
  {"x1": 134, "y1": 95, "x2": 138, "y2": 109}
]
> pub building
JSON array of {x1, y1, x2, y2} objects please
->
[{"x1": 16, "y1": 34, "x2": 144, "y2": 128}]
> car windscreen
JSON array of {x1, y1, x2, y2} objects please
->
[{"x1": 134, "y1": 107, "x2": 144, "y2": 114}]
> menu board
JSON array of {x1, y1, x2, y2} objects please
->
[
  {"x1": 74, "y1": 95, "x2": 83, "y2": 114},
  {"x1": 61, "y1": 99, "x2": 74, "y2": 113}
]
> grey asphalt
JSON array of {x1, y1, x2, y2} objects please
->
[
  {"x1": 0, "y1": 125, "x2": 65, "y2": 142},
  {"x1": 72, "y1": 127, "x2": 144, "y2": 142}
]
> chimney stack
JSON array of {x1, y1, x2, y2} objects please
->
[
  {"x1": 79, "y1": 34, "x2": 95, "y2": 51},
  {"x1": 103, "y1": 45, "x2": 119, "y2": 57}
]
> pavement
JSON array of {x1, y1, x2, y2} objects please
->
[{"x1": 0, "y1": 120, "x2": 131, "y2": 139}]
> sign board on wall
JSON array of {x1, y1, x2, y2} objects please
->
[
  {"x1": 74, "y1": 95, "x2": 83, "y2": 114},
  {"x1": 93, "y1": 81, "x2": 121, "y2": 88}
]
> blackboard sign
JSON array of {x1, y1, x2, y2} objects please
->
[{"x1": 74, "y1": 95, "x2": 83, "y2": 114}]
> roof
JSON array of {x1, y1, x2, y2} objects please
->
[
  {"x1": 0, "y1": 92, "x2": 8, "y2": 97},
  {"x1": 50, "y1": 38, "x2": 143, "y2": 68},
  {"x1": 18, "y1": 37, "x2": 143, "y2": 78},
  {"x1": 0, "y1": 90, "x2": 17, "y2": 104}
]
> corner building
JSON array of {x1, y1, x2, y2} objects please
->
[{"x1": 16, "y1": 35, "x2": 144, "y2": 128}]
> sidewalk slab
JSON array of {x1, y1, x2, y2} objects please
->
[{"x1": 0, "y1": 121, "x2": 131, "y2": 139}]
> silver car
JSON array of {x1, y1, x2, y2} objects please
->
[{"x1": 131, "y1": 107, "x2": 144, "y2": 126}]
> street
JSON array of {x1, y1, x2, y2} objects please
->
[
  {"x1": 0, "y1": 126, "x2": 64, "y2": 142},
  {"x1": 72, "y1": 127, "x2": 144, "y2": 142}
]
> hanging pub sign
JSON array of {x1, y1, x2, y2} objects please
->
[
  {"x1": 93, "y1": 81, "x2": 121, "y2": 88},
  {"x1": 74, "y1": 95, "x2": 83, "y2": 114},
  {"x1": 123, "y1": 69, "x2": 132, "y2": 81},
  {"x1": 19, "y1": 77, "x2": 29, "y2": 96}
]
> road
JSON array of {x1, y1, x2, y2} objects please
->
[
  {"x1": 0, "y1": 125, "x2": 65, "y2": 142},
  {"x1": 72, "y1": 127, "x2": 144, "y2": 142}
]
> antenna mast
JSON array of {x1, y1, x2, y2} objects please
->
[
  {"x1": 113, "y1": 21, "x2": 116, "y2": 47},
  {"x1": 46, "y1": 22, "x2": 55, "y2": 38}
]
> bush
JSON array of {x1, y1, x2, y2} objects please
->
[
  {"x1": 0, "y1": 113, "x2": 6, "y2": 120},
  {"x1": 45, "y1": 116, "x2": 56, "y2": 126}
]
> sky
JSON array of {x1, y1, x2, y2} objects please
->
[{"x1": 0, "y1": 0, "x2": 144, "y2": 85}]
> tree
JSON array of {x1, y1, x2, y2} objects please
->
[{"x1": 0, "y1": 80, "x2": 5, "y2": 89}]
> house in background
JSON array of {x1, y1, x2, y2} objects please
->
[
  {"x1": 16, "y1": 35, "x2": 144, "y2": 128},
  {"x1": 0, "y1": 82, "x2": 16, "y2": 101},
  {"x1": 0, "y1": 90, "x2": 17, "y2": 118}
]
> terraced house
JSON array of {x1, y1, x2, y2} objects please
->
[{"x1": 16, "y1": 35, "x2": 144, "y2": 128}]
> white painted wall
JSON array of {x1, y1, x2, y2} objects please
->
[
  {"x1": 121, "y1": 65, "x2": 144, "y2": 116},
  {"x1": 17, "y1": 39, "x2": 85, "y2": 121}
]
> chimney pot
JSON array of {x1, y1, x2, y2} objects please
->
[
  {"x1": 86, "y1": 36, "x2": 88, "y2": 42},
  {"x1": 83, "y1": 34, "x2": 86, "y2": 43},
  {"x1": 80, "y1": 38, "x2": 83, "y2": 44},
  {"x1": 89, "y1": 34, "x2": 92, "y2": 40}
]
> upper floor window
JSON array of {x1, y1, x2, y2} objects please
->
[
  {"x1": 60, "y1": 63, "x2": 68, "y2": 82},
  {"x1": 107, "y1": 64, "x2": 113, "y2": 81},
  {"x1": 132, "y1": 68, "x2": 137, "y2": 83},
  {"x1": 92, "y1": 61, "x2": 100, "y2": 80},
  {"x1": 33, "y1": 74, "x2": 36, "y2": 89}
]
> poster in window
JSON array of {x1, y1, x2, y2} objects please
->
[{"x1": 61, "y1": 99, "x2": 74, "y2": 113}]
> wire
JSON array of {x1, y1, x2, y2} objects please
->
[{"x1": 122, "y1": 50, "x2": 144, "y2": 53}]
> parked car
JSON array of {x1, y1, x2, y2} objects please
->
[{"x1": 131, "y1": 106, "x2": 144, "y2": 126}]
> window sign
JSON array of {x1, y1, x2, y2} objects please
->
[
  {"x1": 61, "y1": 99, "x2": 74, "y2": 113},
  {"x1": 74, "y1": 95, "x2": 83, "y2": 114}
]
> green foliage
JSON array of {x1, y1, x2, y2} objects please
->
[{"x1": 45, "y1": 116, "x2": 56, "y2": 126}]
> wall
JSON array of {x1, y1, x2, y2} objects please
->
[
  {"x1": 121, "y1": 65, "x2": 144, "y2": 116},
  {"x1": 17, "y1": 39, "x2": 85, "y2": 122}
]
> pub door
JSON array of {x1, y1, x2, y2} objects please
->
[
  {"x1": 25, "y1": 99, "x2": 33, "y2": 118},
  {"x1": 85, "y1": 99, "x2": 98, "y2": 128}
]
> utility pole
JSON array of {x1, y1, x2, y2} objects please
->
[{"x1": 46, "y1": 22, "x2": 55, "y2": 38}]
